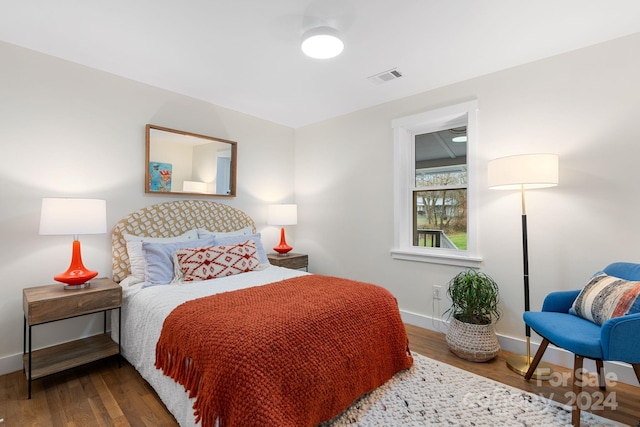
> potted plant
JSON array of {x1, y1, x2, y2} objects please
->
[{"x1": 444, "y1": 269, "x2": 501, "y2": 362}]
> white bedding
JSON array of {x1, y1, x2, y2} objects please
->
[{"x1": 112, "y1": 265, "x2": 307, "y2": 426}]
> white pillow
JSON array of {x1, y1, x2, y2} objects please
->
[
  {"x1": 123, "y1": 229, "x2": 199, "y2": 281},
  {"x1": 197, "y1": 226, "x2": 253, "y2": 239}
]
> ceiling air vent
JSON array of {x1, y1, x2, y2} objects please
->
[{"x1": 368, "y1": 68, "x2": 403, "y2": 85}]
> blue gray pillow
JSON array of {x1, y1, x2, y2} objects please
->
[{"x1": 142, "y1": 237, "x2": 216, "y2": 287}]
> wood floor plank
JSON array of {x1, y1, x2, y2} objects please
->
[
  {"x1": 1, "y1": 326, "x2": 638, "y2": 426},
  {"x1": 54, "y1": 373, "x2": 92, "y2": 427},
  {"x1": 0, "y1": 371, "x2": 25, "y2": 426},
  {"x1": 89, "y1": 370, "x2": 127, "y2": 423}
]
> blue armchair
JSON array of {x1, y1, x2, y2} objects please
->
[{"x1": 523, "y1": 262, "x2": 640, "y2": 426}]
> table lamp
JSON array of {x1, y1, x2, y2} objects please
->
[
  {"x1": 39, "y1": 198, "x2": 107, "y2": 289},
  {"x1": 267, "y1": 204, "x2": 297, "y2": 255}
]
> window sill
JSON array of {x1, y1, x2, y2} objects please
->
[{"x1": 390, "y1": 247, "x2": 483, "y2": 268}]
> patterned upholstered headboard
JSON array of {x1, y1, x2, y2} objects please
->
[{"x1": 111, "y1": 200, "x2": 256, "y2": 282}]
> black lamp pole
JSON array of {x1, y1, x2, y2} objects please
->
[{"x1": 505, "y1": 186, "x2": 551, "y2": 380}]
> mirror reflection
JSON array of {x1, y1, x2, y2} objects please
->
[{"x1": 145, "y1": 124, "x2": 237, "y2": 196}]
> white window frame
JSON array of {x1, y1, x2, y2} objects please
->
[{"x1": 391, "y1": 100, "x2": 482, "y2": 267}]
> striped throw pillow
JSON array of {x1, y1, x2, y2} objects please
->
[{"x1": 571, "y1": 273, "x2": 640, "y2": 325}]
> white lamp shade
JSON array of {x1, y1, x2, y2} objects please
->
[
  {"x1": 39, "y1": 198, "x2": 107, "y2": 235},
  {"x1": 488, "y1": 154, "x2": 559, "y2": 190},
  {"x1": 267, "y1": 204, "x2": 298, "y2": 226},
  {"x1": 301, "y1": 27, "x2": 344, "y2": 59}
]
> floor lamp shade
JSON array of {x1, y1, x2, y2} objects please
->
[
  {"x1": 39, "y1": 198, "x2": 107, "y2": 288},
  {"x1": 488, "y1": 154, "x2": 558, "y2": 190},
  {"x1": 488, "y1": 153, "x2": 558, "y2": 379},
  {"x1": 267, "y1": 204, "x2": 297, "y2": 255}
]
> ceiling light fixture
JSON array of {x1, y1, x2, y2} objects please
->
[
  {"x1": 301, "y1": 27, "x2": 344, "y2": 59},
  {"x1": 452, "y1": 136, "x2": 468, "y2": 143}
]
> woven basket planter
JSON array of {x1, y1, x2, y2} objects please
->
[{"x1": 446, "y1": 317, "x2": 500, "y2": 362}]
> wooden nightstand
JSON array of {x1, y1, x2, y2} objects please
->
[
  {"x1": 22, "y1": 277, "x2": 122, "y2": 399},
  {"x1": 268, "y1": 253, "x2": 309, "y2": 271}
]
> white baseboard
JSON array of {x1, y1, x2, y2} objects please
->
[
  {"x1": 0, "y1": 353, "x2": 23, "y2": 376},
  {"x1": 400, "y1": 309, "x2": 639, "y2": 387}
]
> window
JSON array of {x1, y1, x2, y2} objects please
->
[
  {"x1": 391, "y1": 101, "x2": 481, "y2": 267},
  {"x1": 414, "y1": 128, "x2": 468, "y2": 250}
]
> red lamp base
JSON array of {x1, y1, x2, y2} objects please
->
[
  {"x1": 54, "y1": 240, "x2": 98, "y2": 289},
  {"x1": 273, "y1": 227, "x2": 293, "y2": 255}
]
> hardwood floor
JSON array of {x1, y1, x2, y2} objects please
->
[
  {"x1": 1, "y1": 325, "x2": 638, "y2": 426},
  {"x1": 0, "y1": 356, "x2": 177, "y2": 426}
]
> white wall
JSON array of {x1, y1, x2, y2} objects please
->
[
  {"x1": 0, "y1": 41, "x2": 295, "y2": 373},
  {"x1": 295, "y1": 34, "x2": 640, "y2": 381}
]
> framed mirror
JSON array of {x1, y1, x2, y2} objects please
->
[{"x1": 145, "y1": 124, "x2": 237, "y2": 197}]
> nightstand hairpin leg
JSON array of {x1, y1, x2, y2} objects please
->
[
  {"x1": 23, "y1": 316, "x2": 33, "y2": 399},
  {"x1": 119, "y1": 308, "x2": 122, "y2": 367},
  {"x1": 23, "y1": 316, "x2": 32, "y2": 398},
  {"x1": 28, "y1": 324, "x2": 32, "y2": 399}
]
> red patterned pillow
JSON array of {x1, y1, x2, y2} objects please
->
[{"x1": 175, "y1": 240, "x2": 260, "y2": 282}]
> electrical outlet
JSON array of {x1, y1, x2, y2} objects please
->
[{"x1": 432, "y1": 285, "x2": 442, "y2": 300}]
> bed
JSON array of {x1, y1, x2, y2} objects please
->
[{"x1": 111, "y1": 200, "x2": 412, "y2": 427}]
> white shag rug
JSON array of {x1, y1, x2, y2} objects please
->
[{"x1": 321, "y1": 352, "x2": 627, "y2": 427}]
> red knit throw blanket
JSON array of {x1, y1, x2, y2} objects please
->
[{"x1": 155, "y1": 275, "x2": 413, "y2": 427}]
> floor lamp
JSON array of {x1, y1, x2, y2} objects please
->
[{"x1": 488, "y1": 153, "x2": 559, "y2": 380}]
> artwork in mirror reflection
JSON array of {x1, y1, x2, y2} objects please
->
[
  {"x1": 149, "y1": 162, "x2": 172, "y2": 192},
  {"x1": 145, "y1": 125, "x2": 237, "y2": 196}
]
